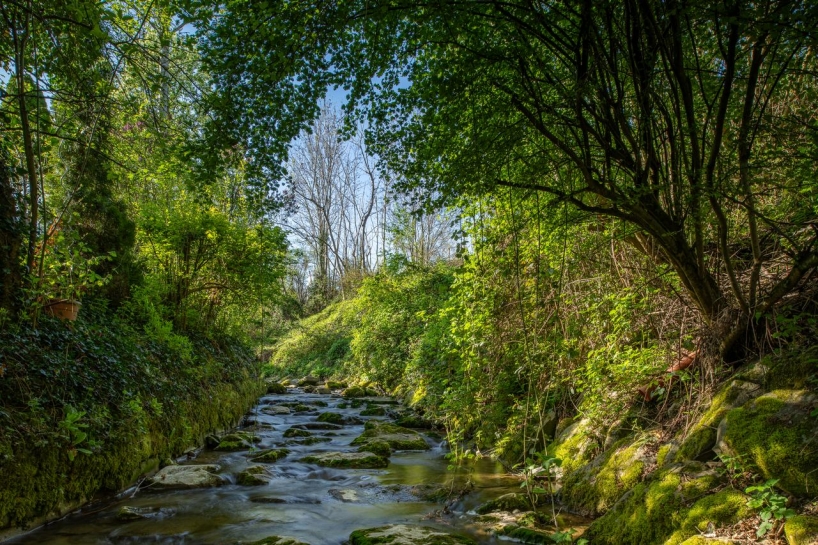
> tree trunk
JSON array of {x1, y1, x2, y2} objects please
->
[{"x1": 0, "y1": 159, "x2": 23, "y2": 313}]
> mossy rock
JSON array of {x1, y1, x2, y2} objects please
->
[
  {"x1": 148, "y1": 464, "x2": 226, "y2": 489},
  {"x1": 717, "y1": 390, "x2": 818, "y2": 497},
  {"x1": 585, "y1": 462, "x2": 730, "y2": 545},
  {"x1": 237, "y1": 465, "x2": 271, "y2": 486},
  {"x1": 475, "y1": 493, "x2": 531, "y2": 514},
  {"x1": 297, "y1": 376, "x2": 320, "y2": 387},
  {"x1": 360, "y1": 406, "x2": 387, "y2": 417},
  {"x1": 351, "y1": 422, "x2": 429, "y2": 451},
  {"x1": 316, "y1": 412, "x2": 361, "y2": 425},
  {"x1": 327, "y1": 381, "x2": 347, "y2": 390},
  {"x1": 357, "y1": 441, "x2": 391, "y2": 457},
  {"x1": 247, "y1": 536, "x2": 311, "y2": 545},
  {"x1": 295, "y1": 422, "x2": 343, "y2": 430},
  {"x1": 548, "y1": 418, "x2": 599, "y2": 475},
  {"x1": 561, "y1": 436, "x2": 647, "y2": 516},
  {"x1": 673, "y1": 380, "x2": 762, "y2": 463},
  {"x1": 283, "y1": 428, "x2": 312, "y2": 438},
  {"x1": 338, "y1": 402, "x2": 350, "y2": 409},
  {"x1": 394, "y1": 414, "x2": 432, "y2": 429},
  {"x1": 307, "y1": 400, "x2": 329, "y2": 407},
  {"x1": 497, "y1": 525, "x2": 554, "y2": 543},
  {"x1": 299, "y1": 451, "x2": 388, "y2": 469},
  {"x1": 343, "y1": 386, "x2": 366, "y2": 398},
  {"x1": 350, "y1": 399, "x2": 365, "y2": 408},
  {"x1": 348, "y1": 524, "x2": 475, "y2": 544},
  {"x1": 410, "y1": 481, "x2": 473, "y2": 503},
  {"x1": 215, "y1": 432, "x2": 261, "y2": 451},
  {"x1": 292, "y1": 404, "x2": 312, "y2": 412},
  {"x1": 664, "y1": 488, "x2": 753, "y2": 545},
  {"x1": 249, "y1": 449, "x2": 290, "y2": 463},
  {"x1": 678, "y1": 538, "x2": 738, "y2": 545},
  {"x1": 784, "y1": 515, "x2": 818, "y2": 545},
  {"x1": 266, "y1": 382, "x2": 288, "y2": 394}
]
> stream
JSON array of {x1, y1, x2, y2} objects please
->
[{"x1": 10, "y1": 388, "x2": 533, "y2": 544}]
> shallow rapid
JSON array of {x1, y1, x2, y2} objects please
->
[{"x1": 10, "y1": 388, "x2": 523, "y2": 544}]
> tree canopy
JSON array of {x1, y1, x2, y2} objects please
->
[{"x1": 191, "y1": 0, "x2": 818, "y2": 358}]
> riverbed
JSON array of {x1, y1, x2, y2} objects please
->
[{"x1": 9, "y1": 388, "x2": 529, "y2": 544}]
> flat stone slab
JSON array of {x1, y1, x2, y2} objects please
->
[
  {"x1": 148, "y1": 465, "x2": 225, "y2": 489},
  {"x1": 349, "y1": 524, "x2": 475, "y2": 544}
]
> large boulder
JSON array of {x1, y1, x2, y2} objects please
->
[
  {"x1": 342, "y1": 385, "x2": 366, "y2": 398},
  {"x1": 716, "y1": 390, "x2": 818, "y2": 497},
  {"x1": 351, "y1": 422, "x2": 429, "y2": 451},
  {"x1": 148, "y1": 464, "x2": 226, "y2": 489},
  {"x1": 784, "y1": 515, "x2": 818, "y2": 545},
  {"x1": 297, "y1": 376, "x2": 320, "y2": 387},
  {"x1": 475, "y1": 493, "x2": 530, "y2": 514},
  {"x1": 348, "y1": 524, "x2": 475, "y2": 544},
  {"x1": 560, "y1": 436, "x2": 652, "y2": 516},
  {"x1": 671, "y1": 379, "x2": 762, "y2": 463},
  {"x1": 266, "y1": 382, "x2": 288, "y2": 394},
  {"x1": 585, "y1": 462, "x2": 752, "y2": 545},
  {"x1": 299, "y1": 451, "x2": 388, "y2": 469}
]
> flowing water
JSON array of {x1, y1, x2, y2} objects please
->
[{"x1": 9, "y1": 389, "x2": 537, "y2": 544}]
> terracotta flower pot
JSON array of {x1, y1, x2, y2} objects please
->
[{"x1": 45, "y1": 299, "x2": 82, "y2": 321}]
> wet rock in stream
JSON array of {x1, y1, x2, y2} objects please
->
[
  {"x1": 148, "y1": 464, "x2": 226, "y2": 489},
  {"x1": 348, "y1": 524, "x2": 475, "y2": 544},
  {"x1": 237, "y1": 465, "x2": 272, "y2": 486},
  {"x1": 352, "y1": 421, "x2": 430, "y2": 451},
  {"x1": 248, "y1": 448, "x2": 290, "y2": 463},
  {"x1": 299, "y1": 451, "x2": 389, "y2": 469}
]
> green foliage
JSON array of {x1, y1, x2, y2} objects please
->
[{"x1": 745, "y1": 479, "x2": 795, "y2": 538}]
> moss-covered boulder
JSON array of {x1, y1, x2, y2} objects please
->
[
  {"x1": 214, "y1": 432, "x2": 262, "y2": 451},
  {"x1": 475, "y1": 493, "x2": 531, "y2": 514},
  {"x1": 148, "y1": 464, "x2": 226, "y2": 489},
  {"x1": 266, "y1": 382, "x2": 288, "y2": 394},
  {"x1": 784, "y1": 515, "x2": 818, "y2": 545},
  {"x1": 716, "y1": 390, "x2": 818, "y2": 497},
  {"x1": 316, "y1": 385, "x2": 331, "y2": 394},
  {"x1": 360, "y1": 406, "x2": 387, "y2": 417},
  {"x1": 560, "y1": 436, "x2": 649, "y2": 516},
  {"x1": 348, "y1": 524, "x2": 474, "y2": 544},
  {"x1": 316, "y1": 412, "x2": 362, "y2": 425},
  {"x1": 297, "y1": 376, "x2": 320, "y2": 387},
  {"x1": 585, "y1": 463, "x2": 750, "y2": 545},
  {"x1": 299, "y1": 451, "x2": 389, "y2": 469},
  {"x1": 357, "y1": 441, "x2": 391, "y2": 457},
  {"x1": 351, "y1": 422, "x2": 429, "y2": 451},
  {"x1": 549, "y1": 418, "x2": 599, "y2": 476},
  {"x1": 394, "y1": 414, "x2": 432, "y2": 429},
  {"x1": 342, "y1": 386, "x2": 366, "y2": 398},
  {"x1": 249, "y1": 448, "x2": 290, "y2": 463},
  {"x1": 237, "y1": 465, "x2": 271, "y2": 486},
  {"x1": 672, "y1": 380, "x2": 762, "y2": 463},
  {"x1": 327, "y1": 381, "x2": 347, "y2": 390}
]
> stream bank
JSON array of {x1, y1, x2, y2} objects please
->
[{"x1": 6, "y1": 385, "x2": 585, "y2": 544}]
